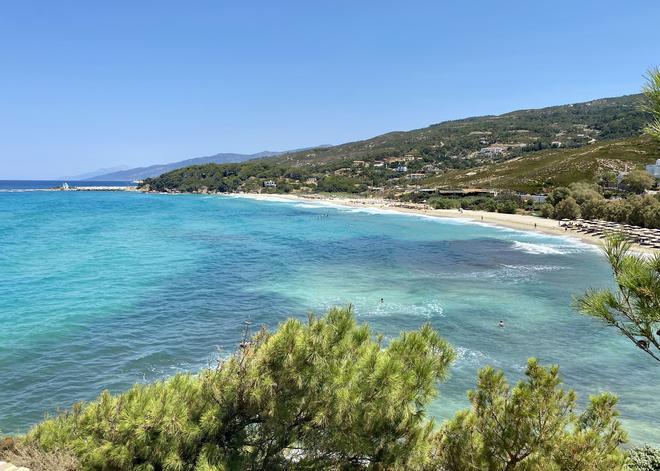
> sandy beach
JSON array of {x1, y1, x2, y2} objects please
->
[{"x1": 238, "y1": 192, "x2": 657, "y2": 255}]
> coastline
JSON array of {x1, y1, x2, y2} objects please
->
[{"x1": 232, "y1": 192, "x2": 657, "y2": 255}]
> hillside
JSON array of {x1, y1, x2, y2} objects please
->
[
  {"x1": 142, "y1": 94, "x2": 652, "y2": 195},
  {"x1": 265, "y1": 94, "x2": 646, "y2": 171},
  {"x1": 427, "y1": 136, "x2": 660, "y2": 193}
]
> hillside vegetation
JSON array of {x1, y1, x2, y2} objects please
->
[
  {"x1": 429, "y1": 136, "x2": 660, "y2": 193},
  {"x1": 268, "y1": 94, "x2": 646, "y2": 168},
  {"x1": 142, "y1": 94, "x2": 651, "y2": 195}
]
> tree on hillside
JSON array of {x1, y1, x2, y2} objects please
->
[
  {"x1": 576, "y1": 235, "x2": 660, "y2": 362},
  {"x1": 643, "y1": 66, "x2": 660, "y2": 141},
  {"x1": 621, "y1": 170, "x2": 656, "y2": 194},
  {"x1": 431, "y1": 359, "x2": 627, "y2": 470},
  {"x1": 547, "y1": 186, "x2": 572, "y2": 206},
  {"x1": 28, "y1": 307, "x2": 456, "y2": 470},
  {"x1": 554, "y1": 196, "x2": 581, "y2": 219},
  {"x1": 568, "y1": 182, "x2": 603, "y2": 205}
]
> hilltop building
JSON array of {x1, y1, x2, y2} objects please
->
[
  {"x1": 646, "y1": 159, "x2": 660, "y2": 178},
  {"x1": 479, "y1": 146, "x2": 506, "y2": 156}
]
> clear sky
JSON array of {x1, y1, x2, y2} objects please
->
[{"x1": 1, "y1": 1, "x2": 659, "y2": 179}]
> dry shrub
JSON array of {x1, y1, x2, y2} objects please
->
[{"x1": 0, "y1": 437, "x2": 79, "y2": 471}]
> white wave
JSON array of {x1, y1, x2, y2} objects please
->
[
  {"x1": 0, "y1": 188, "x2": 49, "y2": 193},
  {"x1": 310, "y1": 296, "x2": 445, "y2": 320},
  {"x1": 452, "y1": 264, "x2": 565, "y2": 284},
  {"x1": 454, "y1": 346, "x2": 526, "y2": 372},
  {"x1": 454, "y1": 346, "x2": 491, "y2": 367},
  {"x1": 500, "y1": 264, "x2": 565, "y2": 272},
  {"x1": 511, "y1": 241, "x2": 566, "y2": 255},
  {"x1": 294, "y1": 203, "x2": 327, "y2": 209}
]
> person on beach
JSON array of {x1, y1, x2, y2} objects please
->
[{"x1": 498, "y1": 320, "x2": 504, "y2": 329}]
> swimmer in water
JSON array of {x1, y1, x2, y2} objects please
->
[{"x1": 498, "y1": 320, "x2": 504, "y2": 329}]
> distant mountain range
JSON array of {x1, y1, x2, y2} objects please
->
[
  {"x1": 82, "y1": 151, "x2": 282, "y2": 181},
  {"x1": 60, "y1": 165, "x2": 132, "y2": 181}
]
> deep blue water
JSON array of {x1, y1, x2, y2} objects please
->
[{"x1": 0, "y1": 190, "x2": 657, "y2": 443}]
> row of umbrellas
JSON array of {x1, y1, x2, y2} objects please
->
[{"x1": 560, "y1": 219, "x2": 660, "y2": 249}]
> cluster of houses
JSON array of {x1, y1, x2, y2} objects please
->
[{"x1": 258, "y1": 154, "x2": 660, "y2": 194}]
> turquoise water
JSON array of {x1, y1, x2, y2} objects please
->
[{"x1": 0, "y1": 190, "x2": 657, "y2": 443}]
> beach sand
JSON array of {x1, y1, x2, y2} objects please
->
[{"x1": 238, "y1": 193, "x2": 657, "y2": 255}]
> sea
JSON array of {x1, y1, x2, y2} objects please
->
[{"x1": 0, "y1": 180, "x2": 657, "y2": 444}]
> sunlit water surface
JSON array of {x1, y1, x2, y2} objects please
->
[{"x1": 0, "y1": 190, "x2": 656, "y2": 443}]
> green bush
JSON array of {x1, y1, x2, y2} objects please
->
[
  {"x1": 21, "y1": 308, "x2": 632, "y2": 470},
  {"x1": 28, "y1": 307, "x2": 455, "y2": 470},
  {"x1": 434, "y1": 359, "x2": 627, "y2": 470},
  {"x1": 621, "y1": 170, "x2": 656, "y2": 194},
  {"x1": 539, "y1": 203, "x2": 555, "y2": 218},
  {"x1": 428, "y1": 197, "x2": 458, "y2": 209},
  {"x1": 554, "y1": 196, "x2": 581, "y2": 219},
  {"x1": 496, "y1": 200, "x2": 518, "y2": 214}
]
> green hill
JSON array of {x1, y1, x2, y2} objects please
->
[
  {"x1": 268, "y1": 94, "x2": 646, "y2": 169},
  {"x1": 143, "y1": 94, "x2": 651, "y2": 195},
  {"x1": 427, "y1": 136, "x2": 660, "y2": 193}
]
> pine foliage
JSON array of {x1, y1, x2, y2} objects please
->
[
  {"x1": 431, "y1": 359, "x2": 627, "y2": 471},
  {"x1": 643, "y1": 67, "x2": 660, "y2": 141},
  {"x1": 28, "y1": 307, "x2": 455, "y2": 470},
  {"x1": 576, "y1": 235, "x2": 660, "y2": 361}
]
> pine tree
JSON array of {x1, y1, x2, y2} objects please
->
[
  {"x1": 643, "y1": 66, "x2": 660, "y2": 141},
  {"x1": 576, "y1": 235, "x2": 660, "y2": 362},
  {"x1": 28, "y1": 306, "x2": 455, "y2": 470},
  {"x1": 431, "y1": 359, "x2": 627, "y2": 470}
]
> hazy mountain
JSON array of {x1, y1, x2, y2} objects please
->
[
  {"x1": 86, "y1": 151, "x2": 281, "y2": 181},
  {"x1": 60, "y1": 165, "x2": 132, "y2": 180}
]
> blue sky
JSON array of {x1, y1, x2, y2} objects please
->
[{"x1": 1, "y1": 1, "x2": 659, "y2": 179}]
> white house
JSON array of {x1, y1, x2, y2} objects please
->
[
  {"x1": 646, "y1": 159, "x2": 660, "y2": 178},
  {"x1": 263, "y1": 180, "x2": 277, "y2": 188},
  {"x1": 479, "y1": 146, "x2": 506, "y2": 156},
  {"x1": 395, "y1": 165, "x2": 408, "y2": 173}
]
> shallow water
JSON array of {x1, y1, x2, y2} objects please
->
[{"x1": 0, "y1": 191, "x2": 657, "y2": 443}]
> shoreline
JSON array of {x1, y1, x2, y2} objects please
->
[
  {"x1": 21, "y1": 185, "x2": 654, "y2": 254},
  {"x1": 232, "y1": 192, "x2": 657, "y2": 254}
]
